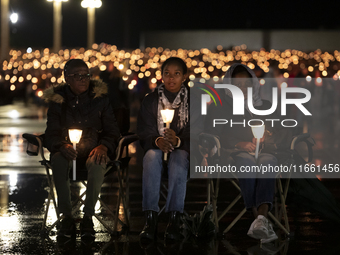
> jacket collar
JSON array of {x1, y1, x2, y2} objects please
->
[{"x1": 43, "y1": 79, "x2": 108, "y2": 104}]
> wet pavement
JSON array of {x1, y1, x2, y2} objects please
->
[{"x1": 1, "y1": 99, "x2": 340, "y2": 254}]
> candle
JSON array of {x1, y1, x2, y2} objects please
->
[
  {"x1": 68, "y1": 129, "x2": 82, "y2": 180},
  {"x1": 251, "y1": 125, "x2": 265, "y2": 160},
  {"x1": 160, "y1": 109, "x2": 175, "y2": 161}
]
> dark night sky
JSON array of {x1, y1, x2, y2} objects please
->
[{"x1": 7, "y1": 0, "x2": 340, "y2": 49}]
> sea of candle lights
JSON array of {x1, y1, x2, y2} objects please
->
[{"x1": 1, "y1": 43, "x2": 340, "y2": 95}]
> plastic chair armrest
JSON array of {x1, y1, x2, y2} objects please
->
[
  {"x1": 114, "y1": 134, "x2": 139, "y2": 161},
  {"x1": 199, "y1": 133, "x2": 221, "y2": 157}
]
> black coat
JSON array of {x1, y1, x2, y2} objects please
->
[
  {"x1": 44, "y1": 80, "x2": 120, "y2": 159},
  {"x1": 137, "y1": 88, "x2": 190, "y2": 154}
]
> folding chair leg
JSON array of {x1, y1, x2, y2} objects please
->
[
  {"x1": 118, "y1": 171, "x2": 130, "y2": 227},
  {"x1": 44, "y1": 188, "x2": 85, "y2": 234},
  {"x1": 116, "y1": 168, "x2": 130, "y2": 228},
  {"x1": 46, "y1": 215, "x2": 62, "y2": 233},
  {"x1": 159, "y1": 189, "x2": 167, "y2": 215},
  {"x1": 267, "y1": 178, "x2": 290, "y2": 236},
  {"x1": 94, "y1": 213, "x2": 115, "y2": 234},
  {"x1": 71, "y1": 184, "x2": 87, "y2": 215},
  {"x1": 280, "y1": 178, "x2": 291, "y2": 233},
  {"x1": 42, "y1": 167, "x2": 60, "y2": 235},
  {"x1": 218, "y1": 194, "x2": 243, "y2": 222},
  {"x1": 46, "y1": 167, "x2": 59, "y2": 218},
  {"x1": 275, "y1": 182, "x2": 279, "y2": 220},
  {"x1": 126, "y1": 166, "x2": 129, "y2": 208},
  {"x1": 97, "y1": 195, "x2": 124, "y2": 229},
  {"x1": 125, "y1": 146, "x2": 130, "y2": 207},
  {"x1": 207, "y1": 179, "x2": 211, "y2": 205},
  {"x1": 215, "y1": 179, "x2": 220, "y2": 201},
  {"x1": 114, "y1": 190, "x2": 121, "y2": 232},
  {"x1": 268, "y1": 211, "x2": 289, "y2": 235},
  {"x1": 283, "y1": 178, "x2": 290, "y2": 200},
  {"x1": 277, "y1": 179, "x2": 290, "y2": 233},
  {"x1": 210, "y1": 179, "x2": 219, "y2": 229},
  {"x1": 231, "y1": 180, "x2": 241, "y2": 192},
  {"x1": 223, "y1": 208, "x2": 247, "y2": 234},
  {"x1": 69, "y1": 182, "x2": 122, "y2": 234},
  {"x1": 41, "y1": 192, "x2": 52, "y2": 233}
]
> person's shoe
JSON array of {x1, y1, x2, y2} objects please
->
[
  {"x1": 164, "y1": 211, "x2": 183, "y2": 241},
  {"x1": 248, "y1": 215, "x2": 269, "y2": 240},
  {"x1": 247, "y1": 217, "x2": 258, "y2": 239},
  {"x1": 140, "y1": 210, "x2": 158, "y2": 242},
  {"x1": 57, "y1": 216, "x2": 76, "y2": 239},
  {"x1": 261, "y1": 222, "x2": 278, "y2": 243},
  {"x1": 80, "y1": 216, "x2": 95, "y2": 239}
]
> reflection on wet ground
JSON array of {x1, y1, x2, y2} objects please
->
[
  {"x1": 1, "y1": 101, "x2": 340, "y2": 254},
  {"x1": 2, "y1": 174, "x2": 340, "y2": 254}
]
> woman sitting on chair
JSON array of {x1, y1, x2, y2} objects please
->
[
  {"x1": 44, "y1": 59, "x2": 120, "y2": 239},
  {"x1": 137, "y1": 57, "x2": 190, "y2": 242},
  {"x1": 221, "y1": 63, "x2": 279, "y2": 243}
]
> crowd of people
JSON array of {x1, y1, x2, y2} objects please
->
[{"x1": 1, "y1": 43, "x2": 340, "y2": 110}]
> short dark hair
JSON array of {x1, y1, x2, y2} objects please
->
[
  {"x1": 231, "y1": 65, "x2": 252, "y2": 78},
  {"x1": 161, "y1": 57, "x2": 187, "y2": 75},
  {"x1": 64, "y1": 59, "x2": 88, "y2": 76}
]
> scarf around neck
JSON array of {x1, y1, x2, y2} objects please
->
[{"x1": 157, "y1": 84, "x2": 189, "y2": 136}]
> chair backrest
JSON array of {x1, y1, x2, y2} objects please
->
[{"x1": 25, "y1": 133, "x2": 48, "y2": 156}]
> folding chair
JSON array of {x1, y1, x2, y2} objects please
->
[
  {"x1": 200, "y1": 132, "x2": 315, "y2": 236},
  {"x1": 159, "y1": 172, "x2": 168, "y2": 216},
  {"x1": 22, "y1": 108, "x2": 138, "y2": 237}
]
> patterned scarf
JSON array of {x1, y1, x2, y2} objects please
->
[{"x1": 157, "y1": 84, "x2": 189, "y2": 136}]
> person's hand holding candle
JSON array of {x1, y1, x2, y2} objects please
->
[
  {"x1": 60, "y1": 143, "x2": 78, "y2": 160},
  {"x1": 164, "y1": 128, "x2": 177, "y2": 147},
  {"x1": 251, "y1": 125, "x2": 265, "y2": 160},
  {"x1": 156, "y1": 128, "x2": 179, "y2": 153},
  {"x1": 252, "y1": 137, "x2": 264, "y2": 145},
  {"x1": 156, "y1": 137, "x2": 173, "y2": 153},
  {"x1": 160, "y1": 109, "x2": 175, "y2": 160},
  {"x1": 235, "y1": 141, "x2": 256, "y2": 152},
  {"x1": 69, "y1": 129, "x2": 83, "y2": 181}
]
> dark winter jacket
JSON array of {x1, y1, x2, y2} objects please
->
[
  {"x1": 137, "y1": 87, "x2": 190, "y2": 154},
  {"x1": 43, "y1": 79, "x2": 120, "y2": 159}
]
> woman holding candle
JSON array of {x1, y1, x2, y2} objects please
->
[
  {"x1": 137, "y1": 57, "x2": 190, "y2": 242},
  {"x1": 210, "y1": 63, "x2": 279, "y2": 243},
  {"x1": 44, "y1": 59, "x2": 120, "y2": 239}
]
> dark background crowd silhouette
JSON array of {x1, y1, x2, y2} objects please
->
[{"x1": 1, "y1": 43, "x2": 340, "y2": 113}]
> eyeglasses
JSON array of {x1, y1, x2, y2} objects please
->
[{"x1": 67, "y1": 73, "x2": 91, "y2": 81}]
